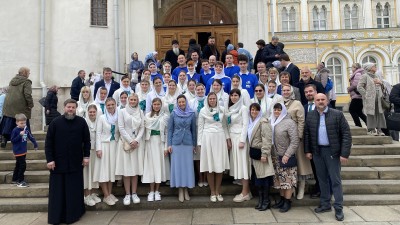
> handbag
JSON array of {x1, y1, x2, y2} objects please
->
[
  {"x1": 249, "y1": 147, "x2": 262, "y2": 160},
  {"x1": 384, "y1": 104, "x2": 400, "y2": 131},
  {"x1": 278, "y1": 155, "x2": 297, "y2": 168},
  {"x1": 381, "y1": 85, "x2": 391, "y2": 110},
  {"x1": 39, "y1": 97, "x2": 46, "y2": 107},
  {"x1": 123, "y1": 140, "x2": 134, "y2": 152}
]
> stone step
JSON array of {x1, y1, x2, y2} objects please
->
[
  {"x1": 1, "y1": 194, "x2": 400, "y2": 213},
  {"x1": 31, "y1": 131, "x2": 46, "y2": 141},
  {"x1": 371, "y1": 167, "x2": 400, "y2": 179},
  {"x1": 0, "y1": 150, "x2": 45, "y2": 160},
  {"x1": 352, "y1": 136, "x2": 393, "y2": 145},
  {"x1": 0, "y1": 160, "x2": 47, "y2": 171},
  {"x1": 2, "y1": 141, "x2": 45, "y2": 150},
  {"x1": 351, "y1": 143, "x2": 400, "y2": 155},
  {"x1": 0, "y1": 170, "x2": 50, "y2": 183},
  {"x1": 344, "y1": 155, "x2": 400, "y2": 167},
  {"x1": 349, "y1": 126, "x2": 367, "y2": 136},
  {"x1": 341, "y1": 180, "x2": 400, "y2": 194}
]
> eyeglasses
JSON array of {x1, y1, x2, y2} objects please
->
[{"x1": 255, "y1": 90, "x2": 263, "y2": 92}]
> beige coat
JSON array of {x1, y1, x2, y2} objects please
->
[
  {"x1": 248, "y1": 118, "x2": 275, "y2": 179},
  {"x1": 357, "y1": 73, "x2": 383, "y2": 115},
  {"x1": 285, "y1": 99, "x2": 313, "y2": 176}
]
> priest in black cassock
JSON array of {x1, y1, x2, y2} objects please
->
[{"x1": 45, "y1": 99, "x2": 91, "y2": 225}]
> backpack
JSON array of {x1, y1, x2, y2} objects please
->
[{"x1": 325, "y1": 77, "x2": 333, "y2": 93}]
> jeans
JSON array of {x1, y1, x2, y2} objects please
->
[
  {"x1": 349, "y1": 98, "x2": 367, "y2": 127},
  {"x1": 313, "y1": 146, "x2": 343, "y2": 210},
  {"x1": 12, "y1": 155, "x2": 26, "y2": 182}
]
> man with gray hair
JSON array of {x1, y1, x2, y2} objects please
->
[
  {"x1": 164, "y1": 40, "x2": 185, "y2": 71},
  {"x1": 262, "y1": 36, "x2": 286, "y2": 68}
]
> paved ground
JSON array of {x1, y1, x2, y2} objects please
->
[{"x1": 1, "y1": 205, "x2": 400, "y2": 225}]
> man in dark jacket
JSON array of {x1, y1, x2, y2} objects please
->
[
  {"x1": 165, "y1": 40, "x2": 185, "y2": 71},
  {"x1": 389, "y1": 83, "x2": 400, "y2": 113},
  {"x1": 45, "y1": 99, "x2": 91, "y2": 224},
  {"x1": 297, "y1": 67, "x2": 325, "y2": 105},
  {"x1": 254, "y1": 39, "x2": 266, "y2": 73},
  {"x1": 70, "y1": 70, "x2": 86, "y2": 101},
  {"x1": 202, "y1": 36, "x2": 220, "y2": 61},
  {"x1": 262, "y1": 36, "x2": 285, "y2": 68},
  {"x1": 93, "y1": 67, "x2": 120, "y2": 99},
  {"x1": 304, "y1": 93, "x2": 352, "y2": 222},
  {"x1": 280, "y1": 54, "x2": 300, "y2": 87}
]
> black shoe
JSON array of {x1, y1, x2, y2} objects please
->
[
  {"x1": 259, "y1": 187, "x2": 271, "y2": 211},
  {"x1": 335, "y1": 209, "x2": 344, "y2": 221},
  {"x1": 279, "y1": 198, "x2": 291, "y2": 213},
  {"x1": 272, "y1": 196, "x2": 284, "y2": 209},
  {"x1": 314, "y1": 206, "x2": 332, "y2": 213},
  {"x1": 255, "y1": 190, "x2": 263, "y2": 210},
  {"x1": 310, "y1": 191, "x2": 321, "y2": 199}
]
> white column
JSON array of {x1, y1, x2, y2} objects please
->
[
  {"x1": 271, "y1": 0, "x2": 278, "y2": 34},
  {"x1": 300, "y1": 0, "x2": 309, "y2": 31},
  {"x1": 331, "y1": 0, "x2": 340, "y2": 30},
  {"x1": 396, "y1": 0, "x2": 400, "y2": 27},
  {"x1": 363, "y1": 0, "x2": 373, "y2": 28}
]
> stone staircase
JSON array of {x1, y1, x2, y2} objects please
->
[{"x1": 0, "y1": 124, "x2": 399, "y2": 213}]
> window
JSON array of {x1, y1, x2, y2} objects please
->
[
  {"x1": 362, "y1": 55, "x2": 377, "y2": 65},
  {"x1": 326, "y1": 57, "x2": 344, "y2": 93},
  {"x1": 282, "y1": 7, "x2": 296, "y2": 32},
  {"x1": 376, "y1": 2, "x2": 390, "y2": 28},
  {"x1": 91, "y1": 0, "x2": 107, "y2": 26},
  {"x1": 312, "y1": 5, "x2": 327, "y2": 30},
  {"x1": 344, "y1": 4, "x2": 358, "y2": 29}
]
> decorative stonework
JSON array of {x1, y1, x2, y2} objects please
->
[
  {"x1": 377, "y1": 30, "x2": 400, "y2": 37},
  {"x1": 312, "y1": 33, "x2": 329, "y2": 39},
  {"x1": 377, "y1": 45, "x2": 390, "y2": 53},
  {"x1": 277, "y1": 0, "x2": 300, "y2": 3},
  {"x1": 279, "y1": 34, "x2": 300, "y2": 41},
  {"x1": 285, "y1": 48, "x2": 316, "y2": 63},
  {"x1": 331, "y1": 33, "x2": 338, "y2": 39},
  {"x1": 342, "y1": 32, "x2": 364, "y2": 39}
]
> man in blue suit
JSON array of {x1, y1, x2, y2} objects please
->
[{"x1": 94, "y1": 67, "x2": 120, "y2": 99}]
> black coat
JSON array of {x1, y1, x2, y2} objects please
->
[
  {"x1": 165, "y1": 49, "x2": 185, "y2": 71},
  {"x1": 285, "y1": 63, "x2": 301, "y2": 87},
  {"x1": 44, "y1": 91, "x2": 61, "y2": 125},
  {"x1": 304, "y1": 108, "x2": 352, "y2": 158},
  {"x1": 45, "y1": 115, "x2": 91, "y2": 173},
  {"x1": 297, "y1": 78, "x2": 325, "y2": 105},
  {"x1": 262, "y1": 42, "x2": 286, "y2": 67},
  {"x1": 202, "y1": 44, "x2": 220, "y2": 61},
  {"x1": 94, "y1": 79, "x2": 120, "y2": 99},
  {"x1": 70, "y1": 76, "x2": 85, "y2": 101},
  {"x1": 389, "y1": 83, "x2": 400, "y2": 113},
  {"x1": 253, "y1": 48, "x2": 264, "y2": 72}
]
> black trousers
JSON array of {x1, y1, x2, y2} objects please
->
[
  {"x1": 349, "y1": 98, "x2": 367, "y2": 127},
  {"x1": 12, "y1": 155, "x2": 26, "y2": 182}
]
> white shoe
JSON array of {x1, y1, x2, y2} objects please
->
[
  {"x1": 217, "y1": 194, "x2": 224, "y2": 202},
  {"x1": 210, "y1": 195, "x2": 217, "y2": 202},
  {"x1": 123, "y1": 194, "x2": 131, "y2": 205},
  {"x1": 109, "y1": 194, "x2": 118, "y2": 202},
  {"x1": 84, "y1": 195, "x2": 96, "y2": 206},
  {"x1": 103, "y1": 196, "x2": 115, "y2": 206},
  {"x1": 131, "y1": 193, "x2": 140, "y2": 204},
  {"x1": 232, "y1": 179, "x2": 242, "y2": 186},
  {"x1": 154, "y1": 191, "x2": 161, "y2": 201},
  {"x1": 147, "y1": 192, "x2": 155, "y2": 202},
  {"x1": 90, "y1": 193, "x2": 101, "y2": 203},
  {"x1": 233, "y1": 193, "x2": 250, "y2": 202},
  {"x1": 198, "y1": 182, "x2": 204, "y2": 187},
  {"x1": 297, "y1": 180, "x2": 306, "y2": 200},
  {"x1": 203, "y1": 182, "x2": 208, "y2": 187}
]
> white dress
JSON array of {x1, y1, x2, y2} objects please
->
[
  {"x1": 189, "y1": 97, "x2": 205, "y2": 161},
  {"x1": 93, "y1": 115, "x2": 119, "y2": 183},
  {"x1": 112, "y1": 88, "x2": 134, "y2": 107},
  {"x1": 115, "y1": 107, "x2": 145, "y2": 176},
  {"x1": 142, "y1": 112, "x2": 170, "y2": 183},
  {"x1": 83, "y1": 118, "x2": 99, "y2": 190},
  {"x1": 228, "y1": 106, "x2": 250, "y2": 180},
  {"x1": 198, "y1": 106, "x2": 230, "y2": 173}
]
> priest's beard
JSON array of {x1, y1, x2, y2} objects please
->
[
  {"x1": 173, "y1": 47, "x2": 179, "y2": 56},
  {"x1": 64, "y1": 112, "x2": 76, "y2": 120}
]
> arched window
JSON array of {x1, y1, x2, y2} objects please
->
[
  {"x1": 282, "y1": 7, "x2": 296, "y2": 32},
  {"x1": 376, "y1": 2, "x2": 390, "y2": 28},
  {"x1": 326, "y1": 57, "x2": 344, "y2": 93},
  {"x1": 312, "y1": 5, "x2": 327, "y2": 30},
  {"x1": 344, "y1": 4, "x2": 358, "y2": 29},
  {"x1": 362, "y1": 55, "x2": 378, "y2": 65}
]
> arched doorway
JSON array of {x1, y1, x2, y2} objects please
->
[{"x1": 154, "y1": 0, "x2": 238, "y2": 60}]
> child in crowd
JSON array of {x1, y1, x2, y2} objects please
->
[{"x1": 10, "y1": 113, "x2": 38, "y2": 187}]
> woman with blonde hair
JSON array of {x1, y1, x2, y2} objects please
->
[
  {"x1": 268, "y1": 67, "x2": 281, "y2": 88},
  {"x1": 77, "y1": 86, "x2": 94, "y2": 118}
]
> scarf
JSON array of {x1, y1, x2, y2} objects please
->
[
  {"x1": 184, "y1": 90, "x2": 196, "y2": 102},
  {"x1": 231, "y1": 76, "x2": 243, "y2": 91},
  {"x1": 200, "y1": 94, "x2": 222, "y2": 122},
  {"x1": 125, "y1": 103, "x2": 142, "y2": 129},
  {"x1": 163, "y1": 89, "x2": 180, "y2": 113},
  {"x1": 211, "y1": 66, "x2": 228, "y2": 80},
  {"x1": 145, "y1": 110, "x2": 168, "y2": 141},
  {"x1": 173, "y1": 98, "x2": 194, "y2": 117},
  {"x1": 225, "y1": 96, "x2": 243, "y2": 125},
  {"x1": 253, "y1": 94, "x2": 272, "y2": 117},
  {"x1": 105, "y1": 108, "x2": 118, "y2": 125},
  {"x1": 85, "y1": 104, "x2": 98, "y2": 133},
  {"x1": 247, "y1": 109, "x2": 263, "y2": 141},
  {"x1": 269, "y1": 103, "x2": 288, "y2": 144},
  {"x1": 178, "y1": 78, "x2": 188, "y2": 94},
  {"x1": 94, "y1": 88, "x2": 107, "y2": 105}
]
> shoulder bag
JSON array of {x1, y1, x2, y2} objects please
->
[{"x1": 278, "y1": 155, "x2": 297, "y2": 168}]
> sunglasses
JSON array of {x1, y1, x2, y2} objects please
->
[{"x1": 255, "y1": 90, "x2": 263, "y2": 92}]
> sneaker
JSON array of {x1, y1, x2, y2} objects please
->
[
  {"x1": 131, "y1": 193, "x2": 140, "y2": 204},
  {"x1": 123, "y1": 194, "x2": 131, "y2": 205},
  {"x1": 217, "y1": 194, "x2": 224, "y2": 202},
  {"x1": 210, "y1": 195, "x2": 217, "y2": 202},
  {"x1": 203, "y1": 182, "x2": 209, "y2": 187},
  {"x1": 377, "y1": 129, "x2": 385, "y2": 136},
  {"x1": 233, "y1": 193, "x2": 251, "y2": 203},
  {"x1": 103, "y1": 196, "x2": 115, "y2": 206},
  {"x1": 154, "y1": 191, "x2": 161, "y2": 201},
  {"x1": 147, "y1": 192, "x2": 155, "y2": 202},
  {"x1": 17, "y1": 181, "x2": 29, "y2": 188},
  {"x1": 109, "y1": 194, "x2": 118, "y2": 202},
  {"x1": 84, "y1": 195, "x2": 96, "y2": 206},
  {"x1": 91, "y1": 193, "x2": 101, "y2": 203},
  {"x1": 198, "y1": 182, "x2": 204, "y2": 187},
  {"x1": 367, "y1": 129, "x2": 377, "y2": 136}
]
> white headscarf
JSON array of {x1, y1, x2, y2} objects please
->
[
  {"x1": 125, "y1": 101, "x2": 142, "y2": 129},
  {"x1": 231, "y1": 75, "x2": 243, "y2": 90},
  {"x1": 253, "y1": 90, "x2": 272, "y2": 118},
  {"x1": 200, "y1": 93, "x2": 223, "y2": 121},
  {"x1": 270, "y1": 103, "x2": 288, "y2": 144},
  {"x1": 247, "y1": 107, "x2": 263, "y2": 141},
  {"x1": 211, "y1": 65, "x2": 229, "y2": 80},
  {"x1": 226, "y1": 93, "x2": 243, "y2": 117},
  {"x1": 77, "y1": 88, "x2": 94, "y2": 118},
  {"x1": 104, "y1": 103, "x2": 118, "y2": 125},
  {"x1": 145, "y1": 102, "x2": 168, "y2": 142},
  {"x1": 94, "y1": 88, "x2": 107, "y2": 105},
  {"x1": 85, "y1": 103, "x2": 98, "y2": 133}
]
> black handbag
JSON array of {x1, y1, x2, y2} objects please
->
[
  {"x1": 278, "y1": 155, "x2": 297, "y2": 168},
  {"x1": 385, "y1": 111, "x2": 400, "y2": 131},
  {"x1": 249, "y1": 147, "x2": 262, "y2": 160}
]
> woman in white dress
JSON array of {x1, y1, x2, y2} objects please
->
[
  {"x1": 116, "y1": 94, "x2": 145, "y2": 206},
  {"x1": 267, "y1": 81, "x2": 284, "y2": 107},
  {"x1": 252, "y1": 84, "x2": 273, "y2": 118},
  {"x1": 226, "y1": 89, "x2": 251, "y2": 202},
  {"x1": 177, "y1": 70, "x2": 188, "y2": 94},
  {"x1": 143, "y1": 98, "x2": 169, "y2": 202},
  {"x1": 189, "y1": 83, "x2": 208, "y2": 187},
  {"x1": 94, "y1": 87, "x2": 108, "y2": 114},
  {"x1": 117, "y1": 92, "x2": 128, "y2": 110},
  {"x1": 210, "y1": 79, "x2": 229, "y2": 107},
  {"x1": 77, "y1": 86, "x2": 94, "y2": 118},
  {"x1": 112, "y1": 75, "x2": 134, "y2": 107},
  {"x1": 198, "y1": 92, "x2": 230, "y2": 202},
  {"x1": 162, "y1": 73, "x2": 172, "y2": 93},
  {"x1": 184, "y1": 79, "x2": 196, "y2": 102},
  {"x1": 231, "y1": 75, "x2": 252, "y2": 107},
  {"x1": 83, "y1": 104, "x2": 101, "y2": 206},
  {"x1": 162, "y1": 80, "x2": 180, "y2": 115},
  {"x1": 145, "y1": 77, "x2": 165, "y2": 113},
  {"x1": 135, "y1": 69, "x2": 153, "y2": 93},
  {"x1": 137, "y1": 80, "x2": 150, "y2": 112},
  {"x1": 93, "y1": 98, "x2": 119, "y2": 206}
]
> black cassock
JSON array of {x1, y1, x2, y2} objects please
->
[{"x1": 45, "y1": 115, "x2": 90, "y2": 224}]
